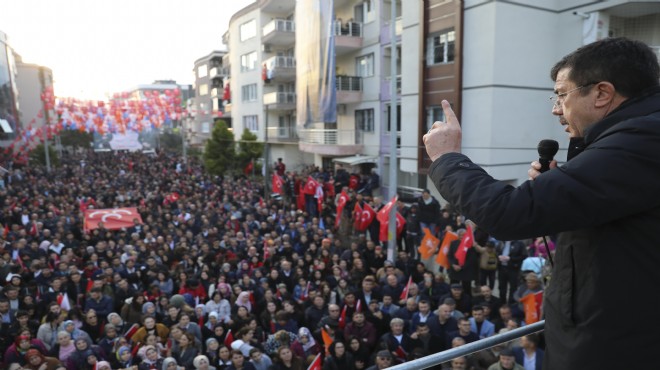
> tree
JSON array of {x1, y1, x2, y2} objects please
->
[
  {"x1": 29, "y1": 144, "x2": 60, "y2": 167},
  {"x1": 237, "y1": 128, "x2": 264, "y2": 175},
  {"x1": 59, "y1": 130, "x2": 93, "y2": 148},
  {"x1": 159, "y1": 131, "x2": 183, "y2": 153},
  {"x1": 203, "y1": 120, "x2": 236, "y2": 176}
]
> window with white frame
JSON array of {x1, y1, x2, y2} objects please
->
[
  {"x1": 426, "y1": 106, "x2": 445, "y2": 131},
  {"x1": 243, "y1": 115, "x2": 258, "y2": 132},
  {"x1": 356, "y1": 54, "x2": 374, "y2": 77},
  {"x1": 199, "y1": 84, "x2": 208, "y2": 96},
  {"x1": 202, "y1": 122, "x2": 211, "y2": 134},
  {"x1": 240, "y1": 19, "x2": 257, "y2": 41},
  {"x1": 197, "y1": 65, "x2": 208, "y2": 78},
  {"x1": 240, "y1": 51, "x2": 258, "y2": 72},
  {"x1": 426, "y1": 29, "x2": 455, "y2": 65},
  {"x1": 241, "y1": 84, "x2": 257, "y2": 102},
  {"x1": 355, "y1": 109, "x2": 374, "y2": 132}
]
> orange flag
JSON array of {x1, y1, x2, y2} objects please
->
[
  {"x1": 436, "y1": 231, "x2": 458, "y2": 268},
  {"x1": 321, "y1": 328, "x2": 333, "y2": 354},
  {"x1": 418, "y1": 228, "x2": 440, "y2": 260},
  {"x1": 521, "y1": 291, "x2": 543, "y2": 324}
]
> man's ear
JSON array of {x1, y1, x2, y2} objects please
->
[{"x1": 593, "y1": 82, "x2": 617, "y2": 109}]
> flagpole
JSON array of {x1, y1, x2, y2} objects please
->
[{"x1": 387, "y1": 0, "x2": 398, "y2": 262}]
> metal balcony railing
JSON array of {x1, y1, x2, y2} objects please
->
[
  {"x1": 263, "y1": 92, "x2": 296, "y2": 105},
  {"x1": 297, "y1": 129, "x2": 358, "y2": 145},
  {"x1": 333, "y1": 20, "x2": 363, "y2": 37},
  {"x1": 262, "y1": 19, "x2": 295, "y2": 36},
  {"x1": 264, "y1": 56, "x2": 296, "y2": 69},
  {"x1": 388, "y1": 320, "x2": 545, "y2": 370},
  {"x1": 336, "y1": 76, "x2": 362, "y2": 91}
]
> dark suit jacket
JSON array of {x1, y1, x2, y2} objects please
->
[{"x1": 513, "y1": 347, "x2": 544, "y2": 370}]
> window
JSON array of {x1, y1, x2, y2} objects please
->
[
  {"x1": 354, "y1": 1, "x2": 375, "y2": 23},
  {"x1": 356, "y1": 54, "x2": 374, "y2": 77},
  {"x1": 240, "y1": 19, "x2": 257, "y2": 41},
  {"x1": 426, "y1": 29, "x2": 455, "y2": 65},
  {"x1": 199, "y1": 84, "x2": 208, "y2": 96},
  {"x1": 241, "y1": 51, "x2": 258, "y2": 72},
  {"x1": 427, "y1": 106, "x2": 445, "y2": 131},
  {"x1": 386, "y1": 104, "x2": 401, "y2": 132},
  {"x1": 243, "y1": 115, "x2": 258, "y2": 132},
  {"x1": 355, "y1": 109, "x2": 374, "y2": 132},
  {"x1": 241, "y1": 84, "x2": 257, "y2": 102},
  {"x1": 202, "y1": 122, "x2": 211, "y2": 134},
  {"x1": 197, "y1": 65, "x2": 208, "y2": 78}
]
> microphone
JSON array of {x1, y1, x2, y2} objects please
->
[{"x1": 537, "y1": 139, "x2": 559, "y2": 173}]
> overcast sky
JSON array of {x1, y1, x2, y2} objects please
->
[{"x1": 0, "y1": 0, "x2": 254, "y2": 100}]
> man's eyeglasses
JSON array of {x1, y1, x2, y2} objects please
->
[{"x1": 550, "y1": 82, "x2": 597, "y2": 108}]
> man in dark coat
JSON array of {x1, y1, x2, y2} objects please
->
[{"x1": 424, "y1": 37, "x2": 660, "y2": 369}]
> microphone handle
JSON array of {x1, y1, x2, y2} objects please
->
[{"x1": 539, "y1": 158, "x2": 551, "y2": 173}]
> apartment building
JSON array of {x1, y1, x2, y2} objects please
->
[
  {"x1": 220, "y1": 0, "x2": 660, "y2": 194},
  {"x1": 15, "y1": 58, "x2": 55, "y2": 133},
  {"x1": 0, "y1": 30, "x2": 20, "y2": 146},
  {"x1": 191, "y1": 51, "x2": 229, "y2": 146}
]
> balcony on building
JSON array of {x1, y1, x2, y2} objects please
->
[
  {"x1": 264, "y1": 56, "x2": 296, "y2": 82},
  {"x1": 209, "y1": 66, "x2": 230, "y2": 80},
  {"x1": 336, "y1": 75, "x2": 362, "y2": 103},
  {"x1": 263, "y1": 92, "x2": 296, "y2": 110},
  {"x1": 223, "y1": 103, "x2": 232, "y2": 117},
  {"x1": 262, "y1": 19, "x2": 296, "y2": 46},
  {"x1": 334, "y1": 20, "x2": 363, "y2": 56},
  {"x1": 298, "y1": 128, "x2": 363, "y2": 156},
  {"x1": 381, "y1": 75, "x2": 401, "y2": 100},
  {"x1": 260, "y1": 0, "x2": 295, "y2": 14},
  {"x1": 267, "y1": 124, "x2": 298, "y2": 142}
]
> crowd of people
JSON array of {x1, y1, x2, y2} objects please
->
[{"x1": 0, "y1": 150, "x2": 548, "y2": 370}]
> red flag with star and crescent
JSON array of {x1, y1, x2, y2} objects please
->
[
  {"x1": 335, "y1": 191, "x2": 349, "y2": 228},
  {"x1": 454, "y1": 225, "x2": 474, "y2": 267},
  {"x1": 353, "y1": 203, "x2": 363, "y2": 230},
  {"x1": 303, "y1": 176, "x2": 319, "y2": 195},
  {"x1": 272, "y1": 174, "x2": 284, "y2": 194},
  {"x1": 358, "y1": 203, "x2": 377, "y2": 231}
]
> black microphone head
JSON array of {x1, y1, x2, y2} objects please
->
[{"x1": 537, "y1": 139, "x2": 559, "y2": 160}]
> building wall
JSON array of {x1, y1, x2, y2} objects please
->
[
  {"x1": 0, "y1": 31, "x2": 20, "y2": 145},
  {"x1": 15, "y1": 64, "x2": 53, "y2": 132}
]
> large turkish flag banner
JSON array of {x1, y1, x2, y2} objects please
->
[{"x1": 84, "y1": 208, "x2": 143, "y2": 231}]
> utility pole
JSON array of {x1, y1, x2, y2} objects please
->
[
  {"x1": 263, "y1": 105, "x2": 270, "y2": 201},
  {"x1": 387, "y1": 0, "x2": 398, "y2": 262},
  {"x1": 38, "y1": 67, "x2": 51, "y2": 173}
]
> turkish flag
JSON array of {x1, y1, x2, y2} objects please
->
[
  {"x1": 400, "y1": 276, "x2": 412, "y2": 301},
  {"x1": 272, "y1": 174, "x2": 284, "y2": 194},
  {"x1": 303, "y1": 176, "x2": 319, "y2": 195},
  {"x1": 84, "y1": 207, "x2": 143, "y2": 231},
  {"x1": 244, "y1": 161, "x2": 253, "y2": 175},
  {"x1": 349, "y1": 175, "x2": 360, "y2": 190},
  {"x1": 338, "y1": 305, "x2": 347, "y2": 329},
  {"x1": 353, "y1": 203, "x2": 363, "y2": 230},
  {"x1": 418, "y1": 228, "x2": 439, "y2": 260},
  {"x1": 396, "y1": 212, "x2": 406, "y2": 237},
  {"x1": 436, "y1": 231, "x2": 458, "y2": 268},
  {"x1": 224, "y1": 329, "x2": 234, "y2": 347},
  {"x1": 335, "y1": 191, "x2": 349, "y2": 227},
  {"x1": 358, "y1": 203, "x2": 377, "y2": 231},
  {"x1": 454, "y1": 225, "x2": 474, "y2": 267},
  {"x1": 377, "y1": 196, "x2": 398, "y2": 223},
  {"x1": 307, "y1": 353, "x2": 322, "y2": 370}
]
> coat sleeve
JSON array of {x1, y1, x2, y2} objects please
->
[{"x1": 429, "y1": 125, "x2": 660, "y2": 240}]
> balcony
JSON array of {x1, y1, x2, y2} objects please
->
[
  {"x1": 224, "y1": 103, "x2": 232, "y2": 117},
  {"x1": 267, "y1": 125, "x2": 298, "y2": 142},
  {"x1": 264, "y1": 56, "x2": 296, "y2": 82},
  {"x1": 209, "y1": 66, "x2": 230, "y2": 79},
  {"x1": 262, "y1": 19, "x2": 295, "y2": 46},
  {"x1": 381, "y1": 75, "x2": 401, "y2": 100},
  {"x1": 333, "y1": 20, "x2": 363, "y2": 56},
  {"x1": 259, "y1": 0, "x2": 295, "y2": 14},
  {"x1": 298, "y1": 129, "x2": 363, "y2": 156},
  {"x1": 263, "y1": 92, "x2": 296, "y2": 110},
  {"x1": 336, "y1": 75, "x2": 362, "y2": 104},
  {"x1": 211, "y1": 88, "x2": 221, "y2": 98}
]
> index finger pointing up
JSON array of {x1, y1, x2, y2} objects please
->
[{"x1": 442, "y1": 100, "x2": 459, "y2": 126}]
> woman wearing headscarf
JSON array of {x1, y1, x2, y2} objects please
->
[
  {"x1": 60, "y1": 319, "x2": 92, "y2": 343},
  {"x1": 202, "y1": 312, "x2": 221, "y2": 340},
  {"x1": 66, "y1": 336, "x2": 106, "y2": 370},
  {"x1": 139, "y1": 345, "x2": 164, "y2": 370},
  {"x1": 232, "y1": 292, "x2": 252, "y2": 315},
  {"x1": 322, "y1": 341, "x2": 354, "y2": 370},
  {"x1": 23, "y1": 348, "x2": 63, "y2": 370},
  {"x1": 111, "y1": 345, "x2": 137, "y2": 370},
  {"x1": 193, "y1": 354, "x2": 217, "y2": 370},
  {"x1": 296, "y1": 328, "x2": 320, "y2": 359},
  {"x1": 3, "y1": 334, "x2": 49, "y2": 366},
  {"x1": 48, "y1": 331, "x2": 76, "y2": 365},
  {"x1": 108, "y1": 312, "x2": 128, "y2": 334},
  {"x1": 163, "y1": 357, "x2": 183, "y2": 370},
  {"x1": 204, "y1": 338, "x2": 220, "y2": 365}
]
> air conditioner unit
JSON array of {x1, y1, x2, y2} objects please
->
[{"x1": 262, "y1": 44, "x2": 272, "y2": 53}]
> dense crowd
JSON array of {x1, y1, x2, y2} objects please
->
[{"x1": 0, "y1": 150, "x2": 548, "y2": 370}]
